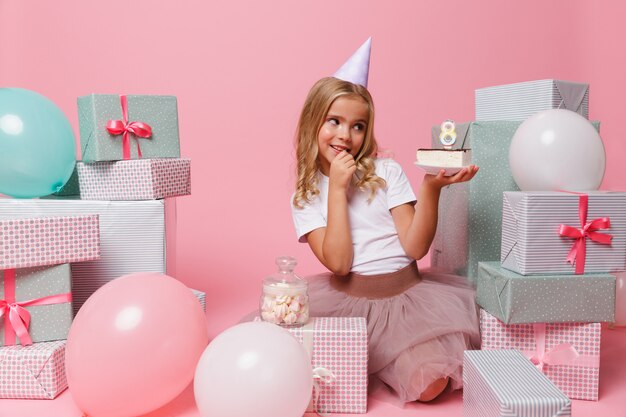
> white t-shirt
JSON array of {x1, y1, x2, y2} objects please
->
[{"x1": 291, "y1": 158, "x2": 416, "y2": 275}]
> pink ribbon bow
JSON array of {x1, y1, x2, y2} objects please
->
[
  {"x1": 105, "y1": 95, "x2": 153, "y2": 160},
  {"x1": 558, "y1": 193, "x2": 612, "y2": 274},
  {"x1": 311, "y1": 367, "x2": 336, "y2": 416},
  {"x1": 1, "y1": 269, "x2": 72, "y2": 346},
  {"x1": 522, "y1": 323, "x2": 599, "y2": 372}
]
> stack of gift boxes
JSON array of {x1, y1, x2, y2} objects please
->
[
  {"x1": 0, "y1": 216, "x2": 100, "y2": 399},
  {"x1": 430, "y1": 80, "x2": 620, "y2": 413},
  {"x1": 0, "y1": 93, "x2": 204, "y2": 400}
]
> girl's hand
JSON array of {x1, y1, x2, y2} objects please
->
[
  {"x1": 329, "y1": 151, "x2": 356, "y2": 191},
  {"x1": 422, "y1": 164, "x2": 479, "y2": 190}
]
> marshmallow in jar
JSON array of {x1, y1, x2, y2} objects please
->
[{"x1": 260, "y1": 256, "x2": 309, "y2": 327}]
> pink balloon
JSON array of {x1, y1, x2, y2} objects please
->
[
  {"x1": 65, "y1": 273, "x2": 209, "y2": 417},
  {"x1": 194, "y1": 322, "x2": 312, "y2": 417},
  {"x1": 615, "y1": 272, "x2": 626, "y2": 326}
]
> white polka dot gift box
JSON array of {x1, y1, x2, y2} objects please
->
[
  {"x1": 76, "y1": 158, "x2": 191, "y2": 201},
  {"x1": 0, "y1": 340, "x2": 67, "y2": 399},
  {"x1": 463, "y1": 349, "x2": 571, "y2": 417},
  {"x1": 0, "y1": 198, "x2": 176, "y2": 316},
  {"x1": 480, "y1": 309, "x2": 601, "y2": 401},
  {"x1": 501, "y1": 191, "x2": 626, "y2": 275},
  {"x1": 429, "y1": 121, "x2": 600, "y2": 282},
  {"x1": 78, "y1": 94, "x2": 180, "y2": 163},
  {"x1": 476, "y1": 262, "x2": 615, "y2": 324},
  {"x1": 0, "y1": 215, "x2": 100, "y2": 270},
  {"x1": 475, "y1": 79, "x2": 589, "y2": 122},
  {"x1": 279, "y1": 317, "x2": 368, "y2": 414}
]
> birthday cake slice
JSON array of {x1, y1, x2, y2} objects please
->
[{"x1": 415, "y1": 148, "x2": 471, "y2": 168}]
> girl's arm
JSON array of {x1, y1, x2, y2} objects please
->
[
  {"x1": 306, "y1": 151, "x2": 356, "y2": 276},
  {"x1": 391, "y1": 165, "x2": 479, "y2": 260}
]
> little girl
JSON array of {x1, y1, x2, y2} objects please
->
[{"x1": 291, "y1": 43, "x2": 480, "y2": 404}]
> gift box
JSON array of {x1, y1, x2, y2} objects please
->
[
  {"x1": 429, "y1": 122, "x2": 600, "y2": 282},
  {"x1": 429, "y1": 121, "x2": 520, "y2": 281},
  {"x1": 191, "y1": 288, "x2": 206, "y2": 312},
  {"x1": 475, "y1": 79, "x2": 589, "y2": 121},
  {"x1": 76, "y1": 158, "x2": 191, "y2": 200},
  {"x1": 52, "y1": 167, "x2": 80, "y2": 196},
  {"x1": 480, "y1": 309, "x2": 601, "y2": 401},
  {"x1": 0, "y1": 215, "x2": 100, "y2": 270},
  {"x1": 0, "y1": 340, "x2": 67, "y2": 399},
  {"x1": 502, "y1": 191, "x2": 626, "y2": 275},
  {"x1": 78, "y1": 94, "x2": 180, "y2": 162},
  {"x1": 0, "y1": 198, "x2": 176, "y2": 315},
  {"x1": 1, "y1": 264, "x2": 72, "y2": 346},
  {"x1": 288, "y1": 317, "x2": 367, "y2": 414},
  {"x1": 477, "y1": 261, "x2": 615, "y2": 324},
  {"x1": 463, "y1": 349, "x2": 571, "y2": 417}
]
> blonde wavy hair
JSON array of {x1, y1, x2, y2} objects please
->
[{"x1": 293, "y1": 77, "x2": 386, "y2": 208}]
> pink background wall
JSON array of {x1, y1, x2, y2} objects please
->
[{"x1": 2, "y1": 0, "x2": 625, "y2": 337}]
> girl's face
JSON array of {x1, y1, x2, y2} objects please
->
[{"x1": 317, "y1": 96, "x2": 369, "y2": 176}]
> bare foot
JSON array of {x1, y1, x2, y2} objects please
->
[{"x1": 417, "y1": 377, "x2": 449, "y2": 402}]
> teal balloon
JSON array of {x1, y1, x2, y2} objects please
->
[{"x1": 0, "y1": 88, "x2": 76, "y2": 198}]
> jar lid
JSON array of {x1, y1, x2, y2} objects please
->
[{"x1": 262, "y1": 255, "x2": 306, "y2": 290}]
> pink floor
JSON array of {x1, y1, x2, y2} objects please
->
[{"x1": 3, "y1": 318, "x2": 626, "y2": 417}]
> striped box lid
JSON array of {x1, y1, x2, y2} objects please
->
[
  {"x1": 475, "y1": 79, "x2": 589, "y2": 121},
  {"x1": 464, "y1": 349, "x2": 571, "y2": 417}
]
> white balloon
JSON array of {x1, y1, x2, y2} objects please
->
[
  {"x1": 509, "y1": 109, "x2": 605, "y2": 191},
  {"x1": 194, "y1": 322, "x2": 313, "y2": 417}
]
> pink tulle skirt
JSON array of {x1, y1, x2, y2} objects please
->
[{"x1": 306, "y1": 262, "x2": 480, "y2": 403}]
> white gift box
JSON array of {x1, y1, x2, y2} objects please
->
[
  {"x1": 0, "y1": 198, "x2": 176, "y2": 315},
  {"x1": 464, "y1": 349, "x2": 571, "y2": 416},
  {"x1": 475, "y1": 79, "x2": 589, "y2": 121},
  {"x1": 0, "y1": 340, "x2": 68, "y2": 399},
  {"x1": 191, "y1": 288, "x2": 206, "y2": 311},
  {"x1": 480, "y1": 309, "x2": 601, "y2": 401},
  {"x1": 501, "y1": 191, "x2": 626, "y2": 275},
  {"x1": 76, "y1": 158, "x2": 191, "y2": 201},
  {"x1": 288, "y1": 317, "x2": 368, "y2": 414}
]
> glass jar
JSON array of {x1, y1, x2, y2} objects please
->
[{"x1": 260, "y1": 256, "x2": 309, "y2": 327}]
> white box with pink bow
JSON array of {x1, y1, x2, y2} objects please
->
[
  {"x1": 480, "y1": 309, "x2": 601, "y2": 401},
  {"x1": 501, "y1": 191, "x2": 626, "y2": 275}
]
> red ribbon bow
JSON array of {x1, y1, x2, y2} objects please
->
[
  {"x1": 558, "y1": 193, "x2": 612, "y2": 274},
  {"x1": 1, "y1": 269, "x2": 72, "y2": 346},
  {"x1": 105, "y1": 95, "x2": 153, "y2": 160}
]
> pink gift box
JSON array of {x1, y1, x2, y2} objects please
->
[
  {"x1": 76, "y1": 158, "x2": 191, "y2": 200},
  {"x1": 0, "y1": 215, "x2": 100, "y2": 270},
  {"x1": 480, "y1": 309, "x2": 601, "y2": 401},
  {"x1": 0, "y1": 340, "x2": 67, "y2": 399},
  {"x1": 288, "y1": 317, "x2": 368, "y2": 414}
]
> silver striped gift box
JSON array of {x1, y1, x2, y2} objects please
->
[
  {"x1": 475, "y1": 79, "x2": 589, "y2": 121},
  {"x1": 464, "y1": 350, "x2": 571, "y2": 417},
  {"x1": 501, "y1": 191, "x2": 626, "y2": 275},
  {"x1": 0, "y1": 197, "x2": 176, "y2": 315},
  {"x1": 190, "y1": 288, "x2": 206, "y2": 312}
]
